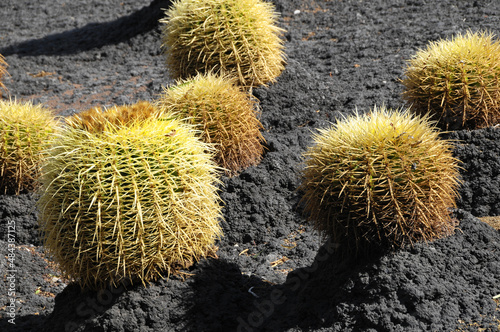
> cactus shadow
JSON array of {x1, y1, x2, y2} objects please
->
[
  {"x1": 242, "y1": 239, "x2": 388, "y2": 332},
  {"x1": 272, "y1": 242, "x2": 383, "y2": 331},
  {"x1": 40, "y1": 279, "x2": 135, "y2": 332},
  {"x1": 0, "y1": 0, "x2": 172, "y2": 57},
  {"x1": 184, "y1": 257, "x2": 275, "y2": 332},
  {"x1": 184, "y1": 242, "x2": 388, "y2": 332}
]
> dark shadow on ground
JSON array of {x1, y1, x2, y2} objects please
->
[
  {"x1": 260, "y1": 240, "x2": 388, "y2": 332},
  {"x1": 249, "y1": 213, "x2": 500, "y2": 332},
  {"x1": 20, "y1": 213, "x2": 500, "y2": 332},
  {"x1": 185, "y1": 258, "x2": 275, "y2": 332},
  {"x1": 40, "y1": 280, "x2": 133, "y2": 332},
  {"x1": 185, "y1": 239, "x2": 387, "y2": 332},
  {"x1": 0, "y1": 0, "x2": 172, "y2": 57},
  {"x1": 41, "y1": 258, "x2": 275, "y2": 332}
]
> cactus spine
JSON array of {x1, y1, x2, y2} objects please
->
[{"x1": 0, "y1": 54, "x2": 8, "y2": 97}]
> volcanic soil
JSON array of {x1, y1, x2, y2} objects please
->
[{"x1": 1, "y1": 0, "x2": 500, "y2": 331}]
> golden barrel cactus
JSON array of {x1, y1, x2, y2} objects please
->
[
  {"x1": 38, "y1": 114, "x2": 223, "y2": 289},
  {"x1": 0, "y1": 99, "x2": 58, "y2": 194},
  {"x1": 161, "y1": 0, "x2": 286, "y2": 87},
  {"x1": 402, "y1": 30, "x2": 500, "y2": 129},
  {"x1": 157, "y1": 72, "x2": 265, "y2": 176},
  {"x1": 300, "y1": 106, "x2": 461, "y2": 256}
]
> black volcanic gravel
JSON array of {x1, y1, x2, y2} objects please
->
[{"x1": 0, "y1": 0, "x2": 499, "y2": 331}]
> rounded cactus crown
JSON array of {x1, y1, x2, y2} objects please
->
[
  {"x1": 158, "y1": 72, "x2": 265, "y2": 176},
  {"x1": 161, "y1": 0, "x2": 286, "y2": 87},
  {"x1": 0, "y1": 99, "x2": 58, "y2": 194},
  {"x1": 301, "y1": 106, "x2": 461, "y2": 256},
  {"x1": 65, "y1": 101, "x2": 160, "y2": 133},
  {"x1": 402, "y1": 30, "x2": 500, "y2": 129}
]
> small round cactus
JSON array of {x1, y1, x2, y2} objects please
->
[
  {"x1": 160, "y1": 0, "x2": 286, "y2": 87},
  {"x1": 65, "y1": 100, "x2": 160, "y2": 132},
  {"x1": 0, "y1": 99, "x2": 58, "y2": 195},
  {"x1": 157, "y1": 72, "x2": 265, "y2": 176},
  {"x1": 0, "y1": 54, "x2": 8, "y2": 97},
  {"x1": 38, "y1": 115, "x2": 223, "y2": 289},
  {"x1": 300, "y1": 106, "x2": 461, "y2": 256},
  {"x1": 402, "y1": 30, "x2": 500, "y2": 129}
]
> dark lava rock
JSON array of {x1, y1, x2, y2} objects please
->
[{"x1": 1, "y1": 0, "x2": 499, "y2": 331}]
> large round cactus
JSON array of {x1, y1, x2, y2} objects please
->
[
  {"x1": 300, "y1": 106, "x2": 461, "y2": 256},
  {"x1": 160, "y1": 0, "x2": 286, "y2": 87},
  {"x1": 402, "y1": 30, "x2": 500, "y2": 129},
  {"x1": 0, "y1": 99, "x2": 58, "y2": 194},
  {"x1": 157, "y1": 72, "x2": 265, "y2": 176},
  {"x1": 38, "y1": 114, "x2": 223, "y2": 289}
]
